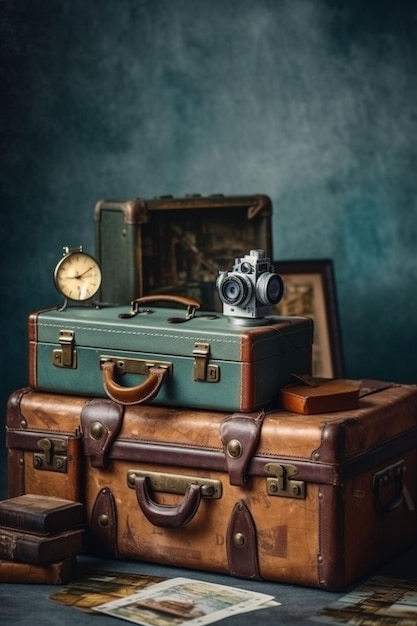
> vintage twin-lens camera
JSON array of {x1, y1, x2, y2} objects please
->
[{"x1": 216, "y1": 249, "x2": 284, "y2": 325}]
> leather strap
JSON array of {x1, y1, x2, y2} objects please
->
[
  {"x1": 226, "y1": 500, "x2": 260, "y2": 579},
  {"x1": 101, "y1": 360, "x2": 167, "y2": 405},
  {"x1": 220, "y1": 411, "x2": 265, "y2": 486},
  {"x1": 81, "y1": 398, "x2": 124, "y2": 468},
  {"x1": 88, "y1": 487, "x2": 118, "y2": 557},
  {"x1": 134, "y1": 476, "x2": 202, "y2": 528}
]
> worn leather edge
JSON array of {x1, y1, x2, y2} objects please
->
[
  {"x1": 6, "y1": 388, "x2": 32, "y2": 430},
  {"x1": 317, "y1": 483, "x2": 345, "y2": 590}
]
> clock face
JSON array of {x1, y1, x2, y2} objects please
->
[{"x1": 54, "y1": 251, "x2": 102, "y2": 301}]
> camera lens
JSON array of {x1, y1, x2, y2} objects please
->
[
  {"x1": 218, "y1": 275, "x2": 252, "y2": 306},
  {"x1": 256, "y1": 273, "x2": 284, "y2": 305}
]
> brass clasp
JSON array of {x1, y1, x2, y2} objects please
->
[
  {"x1": 52, "y1": 330, "x2": 77, "y2": 369},
  {"x1": 33, "y1": 437, "x2": 68, "y2": 473},
  {"x1": 264, "y1": 462, "x2": 306, "y2": 499},
  {"x1": 192, "y1": 342, "x2": 220, "y2": 383}
]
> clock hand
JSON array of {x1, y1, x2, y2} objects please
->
[
  {"x1": 78, "y1": 265, "x2": 96, "y2": 278},
  {"x1": 62, "y1": 268, "x2": 96, "y2": 280}
]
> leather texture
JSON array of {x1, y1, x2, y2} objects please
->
[
  {"x1": 226, "y1": 500, "x2": 260, "y2": 579},
  {"x1": 220, "y1": 411, "x2": 265, "y2": 486},
  {"x1": 80, "y1": 398, "x2": 124, "y2": 468},
  {"x1": 89, "y1": 487, "x2": 118, "y2": 557},
  {"x1": 134, "y1": 477, "x2": 202, "y2": 528},
  {"x1": 101, "y1": 361, "x2": 168, "y2": 406}
]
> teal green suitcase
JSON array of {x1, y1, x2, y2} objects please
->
[{"x1": 28, "y1": 296, "x2": 312, "y2": 412}]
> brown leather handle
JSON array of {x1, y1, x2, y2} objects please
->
[
  {"x1": 119, "y1": 294, "x2": 201, "y2": 320},
  {"x1": 133, "y1": 294, "x2": 201, "y2": 309},
  {"x1": 101, "y1": 360, "x2": 167, "y2": 405},
  {"x1": 134, "y1": 476, "x2": 202, "y2": 528}
]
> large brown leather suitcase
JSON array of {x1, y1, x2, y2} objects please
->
[{"x1": 6, "y1": 382, "x2": 417, "y2": 590}]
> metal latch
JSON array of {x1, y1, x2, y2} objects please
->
[
  {"x1": 193, "y1": 342, "x2": 220, "y2": 382},
  {"x1": 264, "y1": 462, "x2": 306, "y2": 499},
  {"x1": 52, "y1": 330, "x2": 77, "y2": 369},
  {"x1": 127, "y1": 470, "x2": 222, "y2": 499},
  {"x1": 99, "y1": 356, "x2": 173, "y2": 376},
  {"x1": 33, "y1": 437, "x2": 68, "y2": 473}
]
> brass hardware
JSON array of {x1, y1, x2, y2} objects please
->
[
  {"x1": 33, "y1": 438, "x2": 68, "y2": 473},
  {"x1": 264, "y1": 462, "x2": 306, "y2": 499},
  {"x1": 233, "y1": 532, "x2": 246, "y2": 547},
  {"x1": 52, "y1": 330, "x2": 77, "y2": 369},
  {"x1": 227, "y1": 440, "x2": 242, "y2": 458},
  {"x1": 193, "y1": 342, "x2": 220, "y2": 383},
  {"x1": 127, "y1": 470, "x2": 222, "y2": 499},
  {"x1": 90, "y1": 422, "x2": 105, "y2": 440},
  {"x1": 98, "y1": 514, "x2": 109, "y2": 527},
  {"x1": 100, "y1": 356, "x2": 173, "y2": 376}
]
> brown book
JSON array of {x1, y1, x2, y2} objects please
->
[
  {"x1": 0, "y1": 555, "x2": 77, "y2": 584},
  {"x1": 280, "y1": 379, "x2": 360, "y2": 415},
  {"x1": 0, "y1": 527, "x2": 84, "y2": 565},
  {"x1": 0, "y1": 494, "x2": 83, "y2": 535}
]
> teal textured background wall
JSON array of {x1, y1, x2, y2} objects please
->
[{"x1": 1, "y1": 0, "x2": 417, "y2": 488}]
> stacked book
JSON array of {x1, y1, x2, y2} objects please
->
[{"x1": 0, "y1": 494, "x2": 84, "y2": 584}]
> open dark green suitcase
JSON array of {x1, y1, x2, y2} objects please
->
[
  {"x1": 28, "y1": 296, "x2": 312, "y2": 412},
  {"x1": 94, "y1": 194, "x2": 273, "y2": 308}
]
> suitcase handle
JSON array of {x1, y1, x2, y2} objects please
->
[
  {"x1": 119, "y1": 294, "x2": 201, "y2": 322},
  {"x1": 134, "y1": 476, "x2": 202, "y2": 528},
  {"x1": 101, "y1": 360, "x2": 168, "y2": 405}
]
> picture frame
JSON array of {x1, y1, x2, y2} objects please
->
[{"x1": 273, "y1": 259, "x2": 345, "y2": 379}]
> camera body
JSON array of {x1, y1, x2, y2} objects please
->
[{"x1": 216, "y1": 249, "x2": 284, "y2": 324}]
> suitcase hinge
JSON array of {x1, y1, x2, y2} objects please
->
[
  {"x1": 264, "y1": 463, "x2": 306, "y2": 499},
  {"x1": 33, "y1": 437, "x2": 68, "y2": 473},
  {"x1": 193, "y1": 342, "x2": 220, "y2": 382},
  {"x1": 52, "y1": 330, "x2": 77, "y2": 369}
]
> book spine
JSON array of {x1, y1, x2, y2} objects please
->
[
  {"x1": 0, "y1": 532, "x2": 40, "y2": 565},
  {"x1": 0, "y1": 556, "x2": 76, "y2": 584},
  {"x1": 0, "y1": 511, "x2": 46, "y2": 534}
]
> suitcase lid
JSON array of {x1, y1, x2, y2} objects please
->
[
  {"x1": 93, "y1": 194, "x2": 272, "y2": 224},
  {"x1": 29, "y1": 305, "x2": 312, "y2": 363},
  {"x1": 8, "y1": 382, "x2": 417, "y2": 488}
]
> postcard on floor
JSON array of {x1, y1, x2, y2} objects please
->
[
  {"x1": 94, "y1": 576, "x2": 279, "y2": 625},
  {"x1": 311, "y1": 575, "x2": 417, "y2": 625},
  {"x1": 49, "y1": 569, "x2": 165, "y2": 613}
]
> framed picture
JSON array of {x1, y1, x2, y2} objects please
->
[{"x1": 273, "y1": 259, "x2": 344, "y2": 379}]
